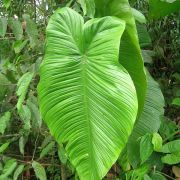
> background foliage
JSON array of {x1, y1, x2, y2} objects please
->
[{"x1": 0, "y1": 0, "x2": 179, "y2": 179}]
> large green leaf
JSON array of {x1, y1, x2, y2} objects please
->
[
  {"x1": 38, "y1": 7, "x2": 138, "y2": 179},
  {"x1": 94, "y1": 0, "x2": 147, "y2": 115},
  {"x1": 127, "y1": 71, "x2": 164, "y2": 167},
  {"x1": 149, "y1": 0, "x2": 180, "y2": 19}
]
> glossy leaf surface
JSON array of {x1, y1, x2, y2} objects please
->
[{"x1": 38, "y1": 7, "x2": 138, "y2": 179}]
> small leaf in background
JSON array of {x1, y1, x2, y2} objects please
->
[
  {"x1": 172, "y1": 166, "x2": 180, "y2": 179},
  {"x1": 0, "y1": 111, "x2": 11, "y2": 134},
  {"x1": 77, "y1": 0, "x2": 95, "y2": 18},
  {"x1": 118, "y1": 149, "x2": 131, "y2": 172},
  {"x1": 161, "y1": 152, "x2": 180, "y2": 165},
  {"x1": 151, "y1": 173, "x2": 166, "y2": 180},
  {"x1": 40, "y1": 142, "x2": 55, "y2": 159},
  {"x1": 18, "y1": 105, "x2": 31, "y2": 132},
  {"x1": 9, "y1": 18, "x2": 23, "y2": 40},
  {"x1": 141, "y1": 50, "x2": 155, "y2": 64},
  {"x1": 19, "y1": 136, "x2": 24, "y2": 155},
  {"x1": 13, "y1": 40, "x2": 28, "y2": 54},
  {"x1": 0, "y1": 159, "x2": 17, "y2": 178},
  {"x1": 159, "y1": 117, "x2": 177, "y2": 140},
  {"x1": 0, "y1": 17, "x2": 7, "y2": 37},
  {"x1": 22, "y1": 14, "x2": 38, "y2": 48},
  {"x1": 0, "y1": 73, "x2": 10, "y2": 102},
  {"x1": 27, "y1": 98, "x2": 42, "y2": 129},
  {"x1": 164, "y1": 0, "x2": 177, "y2": 2},
  {"x1": 0, "y1": 142, "x2": 10, "y2": 154},
  {"x1": 155, "y1": 46, "x2": 165, "y2": 58},
  {"x1": 41, "y1": 135, "x2": 53, "y2": 149},
  {"x1": 140, "y1": 134, "x2": 153, "y2": 163},
  {"x1": 32, "y1": 161, "x2": 47, "y2": 180},
  {"x1": 66, "y1": 0, "x2": 74, "y2": 7},
  {"x1": 13, "y1": 164, "x2": 24, "y2": 180},
  {"x1": 2, "y1": 0, "x2": 11, "y2": 9},
  {"x1": 172, "y1": 98, "x2": 180, "y2": 106},
  {"x1": 137, "y1": 24, "x2": 152, "y2": 48},
  {"x1": 143, "y1": 174, "x2": 152, "y2": 180},
  {"x1": 152, "y1": 133, "x2": 162, "y2": 152},
  {"x1": 131, "y1": 8, "x2": 146, "y2": 24},
  {"x1": 161, "y1": 139, "x2": 180, "y2": 153},
  {"x1": 172, "y1": 73, "x2": 180, "y2": 82},
  {"x1": 146, "y1": 153, "x2": 164, "y2": 173},
  {"x1": 58, "y1": 144, "x2": 67, "y2": 165},
  {"x1": 19, "y1": 136, "x2": 28, "y2": 155},
  {"x1": 16, "y1": 72, "x2": 33, "y2": 111},
  {"x1": 72, "y1": 2, "x2": 82, "y2": 13},
  {"x1": 149, "y1": 0, "x2": 180, "y2": 19}
]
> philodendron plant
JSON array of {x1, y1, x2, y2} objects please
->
[{"x1": 38, "y1": 1, "x2": 147, "y2": 179}]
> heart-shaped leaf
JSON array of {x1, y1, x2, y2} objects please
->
[{"x1": 38, "y1": 7, "x2": 138, "y2": 179}]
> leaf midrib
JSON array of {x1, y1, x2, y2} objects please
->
[{"x1": 81, "y1": 54, "x2": 96, "y2": 177}]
